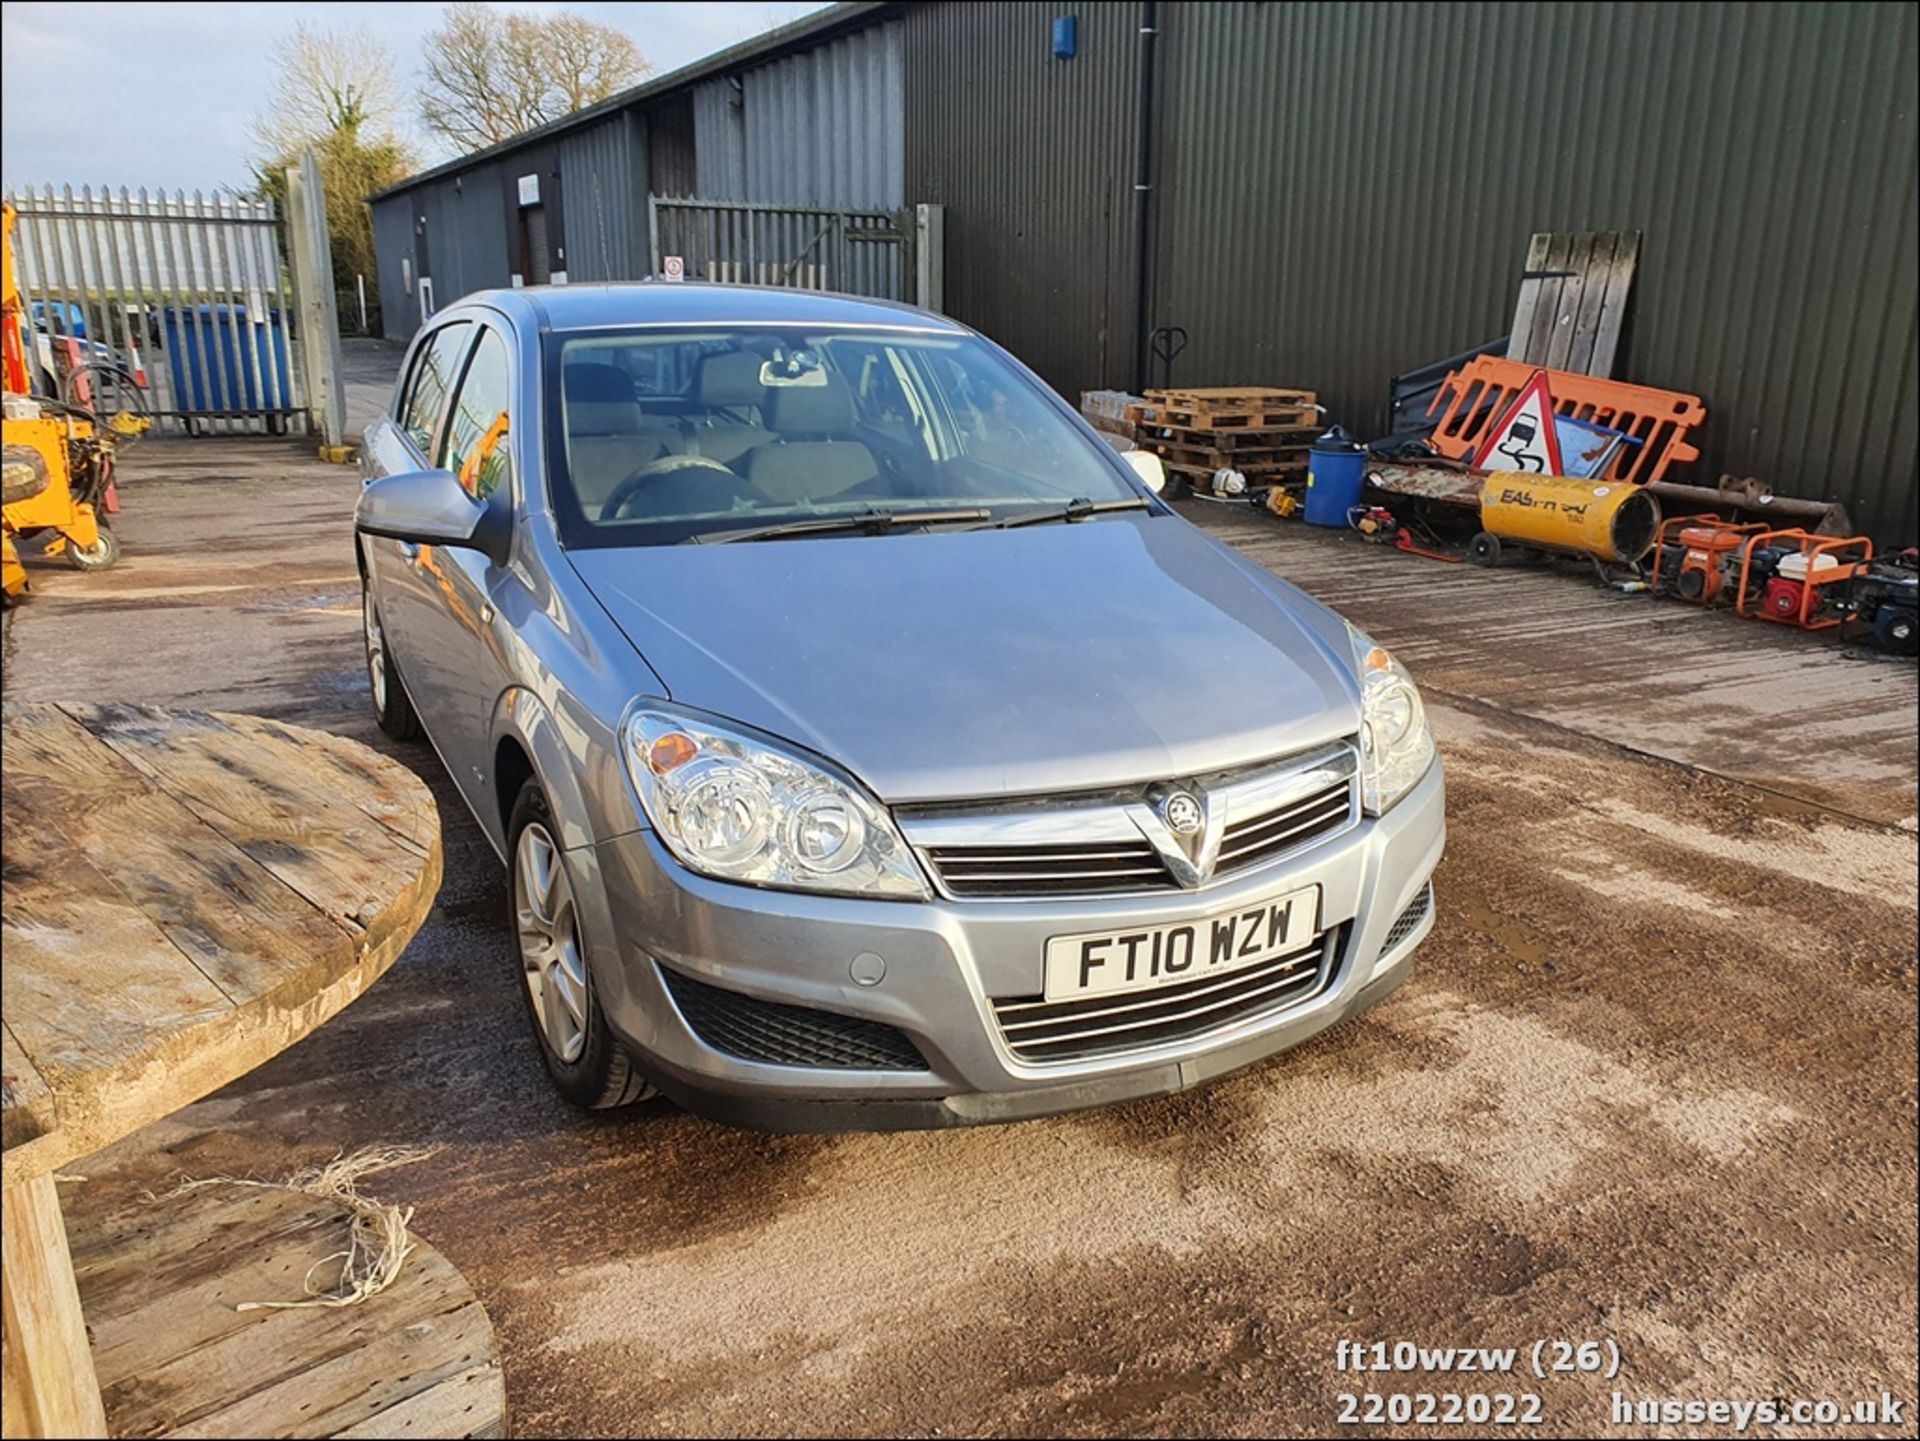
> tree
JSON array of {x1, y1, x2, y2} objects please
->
[
  {"x1": 250, "y1": 23, "x2": 415, "y2": 332},
  {"x1": 419, "y1": 4, "x2": 652, "y2": 151}
]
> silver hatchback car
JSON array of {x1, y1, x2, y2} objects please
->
[{"x1": 356, "y1": 284, "x2": 1443, "y2": 1130}]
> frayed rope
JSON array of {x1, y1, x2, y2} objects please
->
[{"x1": 154, "y1": 1144, "x2": 444, "y2": 1311}]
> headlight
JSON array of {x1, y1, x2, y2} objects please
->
[
  {"x1": 1348, "y1": 625, "x2": 1436, "y2": 815},
  {"x1": 622, "y1": 705, "x2": 929, "y2": 899}
]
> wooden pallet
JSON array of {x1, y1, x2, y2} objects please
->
[
  {"x1": 1145, "y1": 386, "x2": 1316, "y2": 406},
  {"x1": 1163, "y1": 456, "x2": 1308, "y2": 483},
  {"x1": 1144, "y1": 427, "x2": 1318, "y2": 453},
  {"x1": 1133, "y1": 403, "x2": 1319, "y2": 430},
  {"x1": 1154, "y1": 440, "x2": 1311, "y2": 471},
  {"x1": 1131, "y1": 386, "x2": 1320, "y2": 432}
]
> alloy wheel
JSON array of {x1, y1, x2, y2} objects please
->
[
  {"x1": 515, "y1": 821, "x2": 590, "y2": 1063},
  {"x1": 363, "y1": 586, "x2": 388, "y2": 713}
]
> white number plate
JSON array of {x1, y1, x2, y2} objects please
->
[{"x1": 1042, "y1": 885, "x2": 1321, "y2": 1002}]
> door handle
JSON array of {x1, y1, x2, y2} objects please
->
[
  {"x1": 479, "y1": 602, "x2": 495, "y2": 625},
  {"x1": 397, "y1": 542, "x2": 421, "y2": 564}
]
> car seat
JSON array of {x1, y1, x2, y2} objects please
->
[
  {"x1": 744, "y1": 375, "x2": 880, "y2": 504},
  {"x1": 686, "y1": 351, "x2": 775, "y2": 464},
  {"x1": 562, "y1": 362, "x2": 664, "y2": 514}
]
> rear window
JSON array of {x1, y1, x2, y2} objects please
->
[{"x1": 546, "y1": 326, "x2": 1134, "y2": 547}]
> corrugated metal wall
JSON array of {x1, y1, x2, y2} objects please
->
[
  {"x1": 742, "y1": 20, "x2": 906, "y2": 208},
  {"x1": 437, "y1": 163, "x2": 510, "y2": 300},
  {"x1": 693, "y1": 79, "x2": 749, "y2": 199},
  {"x1": 910, "y1": 0, "x2": 1917, "y2": 541},
  {"x1": 558, "y1": 112, "x2": 649, "y2": 281},
  {"x1": 649, "y1": 95, "x2": 699, "y2": 197},
  {"x1": 903, "y1": 3, "x2": 1143, "y2": 393},
  {"x1": 373, "y1": 160, "x2": 511, "y2": 340},
  {"x1": 1147, "y1": 0, "x2": 1917, "y2": 539},
  {"x1": 369, "y1": 196, "x2": 414, "y2": 338}
]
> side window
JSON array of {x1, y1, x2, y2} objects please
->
[
  {"x1": 441, "y1": 328, "x2": 513, "y2": 502},
  {"x1": 398, "y1": 322, "x2": 473, "y2": 456}
]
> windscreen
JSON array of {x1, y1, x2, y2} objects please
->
[{"x1": 548, "y1": 327, "x2": 1138, "y2": 545}]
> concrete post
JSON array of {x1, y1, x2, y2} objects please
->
[
  {"x1": 285, "y1": 150, "x2": 348, "y2": 456},
  {"x1": 914, "y1": 204, "x2": 944, "y2": 314}
]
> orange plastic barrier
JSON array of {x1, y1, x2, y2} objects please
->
[{"x1": 1425, "y1": 356, "x2": 1705, "y2": 487}]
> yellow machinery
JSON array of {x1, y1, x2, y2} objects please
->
[
  {"x1": 3, "y1": 200, "x2": 123, "y2": 600},
  {"x1": 1471, "y1": 472, "x2": 1662, "y2": 568}
]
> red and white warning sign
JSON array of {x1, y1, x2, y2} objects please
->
[
  {"x1": 662, "y1": 255, "x2": 686, "y2": 282},
  {"x1": 1472, "y1": 370, "x2": 1563, "y2": 474}
]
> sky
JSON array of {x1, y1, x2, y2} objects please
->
[{"x1": 0, "y1": 1, "x2": 830, "y2": 193}]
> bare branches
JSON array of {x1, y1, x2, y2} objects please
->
[
  {"x1": 250, "y1": 21, "x2": 416, "y2": 299},
  {"x1": 418, "y1": 5, "x2": 652, "y2": 151},
  {"x1": 250, "y1": 22, "x2": 408, "y2": 159}
]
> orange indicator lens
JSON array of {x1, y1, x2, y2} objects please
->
[{"x1": 648, "y1": 731, "x2": 699, "y2": 774}]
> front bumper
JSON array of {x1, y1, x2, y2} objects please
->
[{"x1": 578, "y1": 760, "x2": 1444, "y2": 1132}]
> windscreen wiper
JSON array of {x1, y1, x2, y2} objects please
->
[
  {"x1": 987, "y1": 497, "x2": 1153, "y2": 530},
  {"x1": 689, "y1": 507, "x2": 992, "y2": 544}
]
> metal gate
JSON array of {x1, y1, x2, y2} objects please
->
[
  {"x1": 4, "y1": 185, "x2": 304, "y2": 435},
  {"x1": 648, "y1": 198, "x2": 916, "y2": 303}
]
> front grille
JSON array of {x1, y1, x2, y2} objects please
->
[
  {"x1": 1216, "y1": 775, "x2": 1354, "y2": 872},
  {"x1": 923, "y1": 839, "x2": 1168, "y2": 898},
  {"x1": 658, "y1": 965, "x2": 927, "y2": 1071},
  {"x1": 912, "y1": 759, "x2": 1356, "y2": 900},
  {"x1": 991, "y1": 925, "x2": 1345, "y2": 1064},
  {"x1": 1381, "y1": 882, "x2": 1434, "y2": 953}
]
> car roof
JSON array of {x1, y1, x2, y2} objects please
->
[{"x1": 460, "y1": 281, "x2": 968, "y2": 335}]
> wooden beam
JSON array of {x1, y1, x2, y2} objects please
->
[{"x1": 1, "y1": 1176, "x2": 107, "y2": 1439}]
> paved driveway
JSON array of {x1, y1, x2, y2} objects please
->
[{"x1": 3, "y1": 424, "x2": 1913, "y2": 1437}]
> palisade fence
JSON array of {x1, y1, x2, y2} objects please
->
[
  {"x1": 648, "y1": 197, "x2": 916, "y2": 302},
  {"x1": 5, "y1": 185, "x2": 306, "y2": 435}
]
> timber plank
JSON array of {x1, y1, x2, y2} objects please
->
[
  {"x1": 1, "y1": 1024, "x2": 55, "y2": 1156},
  {"x1": 2, "y1": 1174, "x2": 109, "y2": 1439},
  {"x1": 62, "y1": 703, "x2": 426, "y2": 934},
  {"x1": 65, "y1": 1184, "x2": 502, "y2": 1441},
  {"x1": 1543, "y1": 232, "x2": 1593, "y2": 373},
  {"x1": 1565, "y1": 231, "x2": 1617, "y2": 376},
  {"x1": 1590, "y1": 231, "x2": 1640, "y2": 378},
  {"x1": 70, "y1": 1187, "x2": 346, "y2": 1320},
  {"x1": 4, "y1": 706, "x2": 353, "y2": 1005},
  {"x1": 249, "y1": 721, "x2": 437, "y2": 855},
  {"x1": 0, "y1": 788, "x2": 234, "y2": 1089},
  {"x1": 1, "y1": 704, "x2": 440, "y2": 1192},
  {"x1": 331, "y1": 1364, "x2": 507, "y2": 1439},
  {"x1": 1507, "y1": 231, "x2": 1554, "y2": 365}
]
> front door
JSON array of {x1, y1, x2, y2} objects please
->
[{"x1": 397, "y1": 320, "x2": 519, "y2": 828}]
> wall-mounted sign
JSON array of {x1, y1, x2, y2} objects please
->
[
  {"x1": 517, "y1": 174, "x2": 540, "y2": 207},
  {"x1": 662, "y1": 255, "x2": 686, "y2": 282}
]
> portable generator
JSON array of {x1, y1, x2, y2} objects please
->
[{"x1": 1650, "y1": 517, "x2": 1769, "y2": 604}]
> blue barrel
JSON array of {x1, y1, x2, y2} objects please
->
[
  {"x1": 1304, "y1": 428, "x2": 1366, "y2": 527},
  {"x1": 159, "y1": 304, "x2": 292, "y2": 417}
]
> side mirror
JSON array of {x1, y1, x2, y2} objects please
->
[
  {"x1": 1121, "y1": 448, "x2": 1167, "y2": 495},
  {"x1": 357, "y1": 469, "x2": 510, "y2": 566}
]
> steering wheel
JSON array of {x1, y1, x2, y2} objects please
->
[{"x1": 600, "y1": 454, "x2": 740, "y2": 522}]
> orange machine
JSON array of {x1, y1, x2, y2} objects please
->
[
  {"x1": 1735, "y1": 529, "x2": 1873, "y2": 632},
  {"x1": 1649, "y1": 515, "x2": 1769, "y2": 605},
  {"x1": 3, "y1": 199, "x2": 122, "y2": 597}
]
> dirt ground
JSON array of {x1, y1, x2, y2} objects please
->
[{"x1": 3, "y1": 417, "x2": 1915, "y2": 1438}]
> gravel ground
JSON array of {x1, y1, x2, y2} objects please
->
[{"x1": 4, "y1": 438, "x2": 1914, "y2": 1438}]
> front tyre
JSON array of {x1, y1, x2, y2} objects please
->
[
  {"x1": 66, "y1": 527, "x2": 121, "y2": 571},
  {"x1": 362, "y1": 579, "x2": 422, "y2": 740},
  {"x1": 508, "y1": 781, "x2": 654, "y2": 1109}
]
